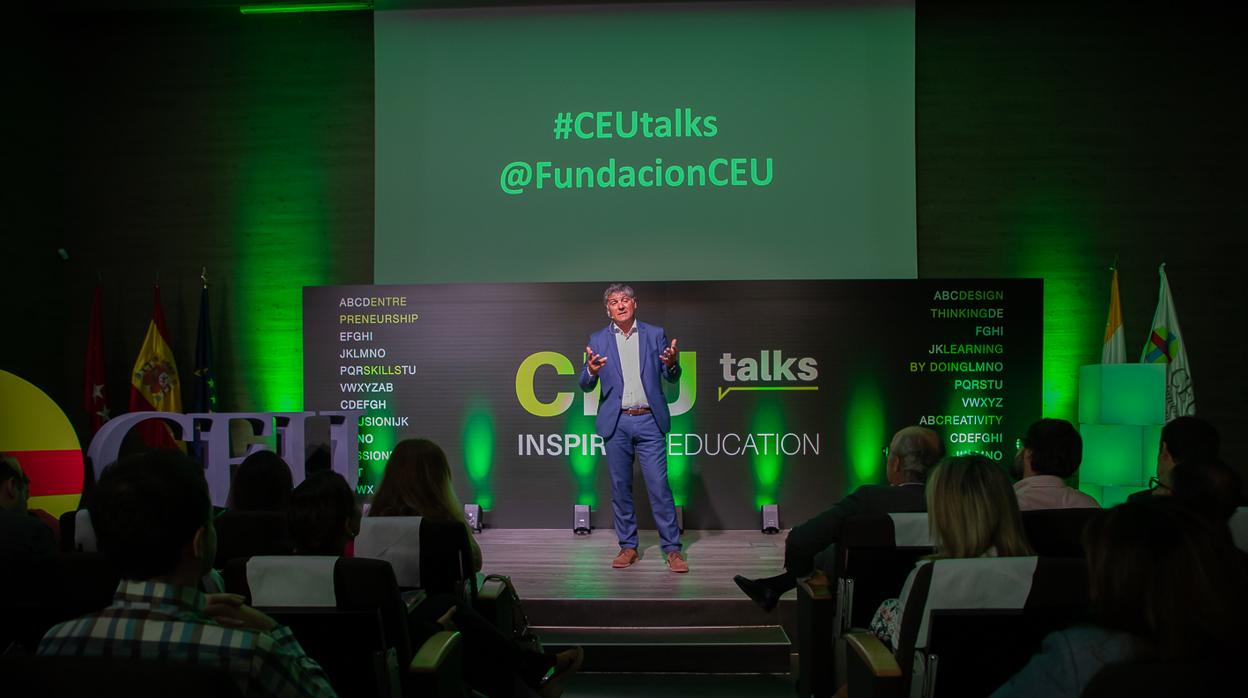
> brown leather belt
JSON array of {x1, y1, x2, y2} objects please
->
[{"x1": 622, "y1": 407, "x2": 652, "y2": 416}]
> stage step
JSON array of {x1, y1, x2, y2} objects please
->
[{"x1": 535, "y1": 625, "x2": 792, "y2": 674}]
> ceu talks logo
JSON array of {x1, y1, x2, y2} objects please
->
[{"x1": 516, "y1": 351, "x2": 697, "y2": 417}]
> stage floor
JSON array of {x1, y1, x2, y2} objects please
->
[{"x1": 475, "y1": 528, "x2": 793, "y2": 601}]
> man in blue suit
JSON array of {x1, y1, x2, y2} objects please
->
[{"x1": 579, "y1": 283, "x2": 687, "y2": 573}]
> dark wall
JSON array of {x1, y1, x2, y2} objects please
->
[{"x1": 4, "y1": 3, "x2": 1244, "y2": 471}]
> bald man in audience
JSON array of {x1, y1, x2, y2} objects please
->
[
  {"x1": 733, "y1": 426, "x2": 944, "y2": 612},
  {"x1": 1010, "y1": 419, "x2": 1099, "y2": 511},
  {"x1": 0, "y1": 455, "x2": 56, "y2": 559}
]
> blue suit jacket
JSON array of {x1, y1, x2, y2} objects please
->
[{"x1": 578, "y1": 321, "x2": 681, "y2": 439}]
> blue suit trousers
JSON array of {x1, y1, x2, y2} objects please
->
[{"x1": 607, "y1": 412, "x2": 682, "y2": 553}]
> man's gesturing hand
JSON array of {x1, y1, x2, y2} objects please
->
[
  {"x1": 660, "y1": 338, "x2": 679, "y2": 369},
  {"x1": 586, "y1": 346, "x2": 609, "y2": 376}
]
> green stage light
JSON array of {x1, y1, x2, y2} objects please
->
[
  {"x1": 844, "y1": 377, "x2": 886, "y2": 491},
  {"x1": 1004, "y1": 190, "x2": 1102, "y2": 422},
  {"x1": 564, "y1": 410, "x2": 598, "y2": 508},
  {"x1": 751, "y1": 396, "x2": 785, "y2": 508},
  {"x1": 667, "y1": 412, "x2": 692, "y2": 508},
  {"x1": 462, "y1": 401, "x2": 495, "y2": 510},
  {"x1": 240, "y1": 3, "x2": 372, "y2": 15}
]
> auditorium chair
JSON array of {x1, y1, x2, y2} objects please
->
[
  {"x1": 1020, "y1": 508, "x2": 1102, "y2": 557},
  {"x1": 55, "y1": 508, "x2": 97, "y2": 552},
  {"x1": 212, "y1": 509, "x2": 293, "y2": 567},
  {"x1": 2, "y1": 654, "x2": 243, "y2": 698},
  {"x1": 355, "y1": 517, "x2": 478, "y2": 599},
  {"x1": 354, "y1": 516, "x2": 516, "y2": 635},
  {"x1": 224, "y1": 555, "x2": 464, "y2": 698},
  {"x1": 1229, "y1": 506, "x2": 1248, "y2": 552},
  {"x1": 795, "y1": 513, "x2": 933, "y2": 697},
  {"x1": 844, "y1": 556, "x2": 1089, "y2": 698},
  {"x1": 0, "y1": 551, "x2": 120, "y2": 653}
]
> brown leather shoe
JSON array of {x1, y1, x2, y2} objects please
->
[
  {"x1": 612, "y1": 548, "x2": 639, "y2": 568},
  {"x1": 666, "y1": 551, "x2": 689, "y2": 573}
]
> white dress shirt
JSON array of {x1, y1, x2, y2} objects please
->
[
  {"x1": 1013, "y1": 475, "x2": 1101, "y2": 511},
  {"x1": 613, "y1": 321, "x2": 648, "y2": 409}
]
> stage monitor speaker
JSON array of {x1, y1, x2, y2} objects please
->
[
  {"x1": 464, "y1": 504, "x2": 482, "y2": 532},
  {"x1": 573, "y1": 504, "x2": 592, "y2": 535},
  {"x1": 761, "y1": 504, "x2": 780, "y2": 534}
]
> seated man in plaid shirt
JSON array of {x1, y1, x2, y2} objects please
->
[{"x1": 39, "y1": 450, "x2": 336, "y2": 698}]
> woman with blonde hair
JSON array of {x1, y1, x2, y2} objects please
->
[
  {"x1": 870, "y1": 454, "x2": 1033, "y2": 646},
  {"x1": 369, "y1": 438, "x2": 482, "y2": 572}
]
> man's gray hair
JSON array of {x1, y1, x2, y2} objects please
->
[
  {"x1": 602, "y1": 283, "x2": 636, "y2": 305},
  {"x1": 894, "y1": 429, "x2": 944, "y2": 483}
]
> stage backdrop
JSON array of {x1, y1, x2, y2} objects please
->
[
  {"x1": 303, "y1": 280, "x2": 1041, "y2": 529},
  {"x1": 374, "y1": 1, "x2": 917, "y2": 284}
]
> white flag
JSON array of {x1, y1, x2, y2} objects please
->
[{"x1": 1140, "y1": 264, "x2": 1195, "y2": 420}]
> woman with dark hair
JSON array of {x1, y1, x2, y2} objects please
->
[
  {"x1": 228, "y1": 450, "x2": 294, "y2": 512},
  {"x1": 990, "y1": 499, "x2": 1248, "y2": 696},
  {"x1": 369, "y1": 438, "x2": 482, "y2": 571},
  {"x1": 287, "y1": 470, "x2": 360, "y2": 555},
  {"x1": 293, "y1": 464, "x2": 583, "y2": 697}
]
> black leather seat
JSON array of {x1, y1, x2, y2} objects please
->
[
  {"x1": 224, "y1": 555, "x2": 463, "y2": 698},
  {"x1": 2, "y1": 654, "x2": 243, "y2": 698}
]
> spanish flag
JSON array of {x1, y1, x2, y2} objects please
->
[{"x1": 128, "y1": 286, "x2": 183, "y2": 449}]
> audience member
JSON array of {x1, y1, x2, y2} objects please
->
[
  {"x1": 289, "y1": 470, "x2": 582, "y2": 698},
  {"x1": 870, "y1": 455, "x2": 1033, "y2": 648},
  {"x1": 733, "y1": 426, "x2": 944, "y2": 611},
  {"x1": 287, "y1": 470, "x2": 360, "y2": 556},
  {"x1": 0, "y1": 454, "x2": 56, "y2": 558},
  {"x1": 1132, "y1": 415, "x2": 1222, "y2": 500},
  {"x1": 368, "y1": 438, "x2": 483, "y2": 572},
  {"x1": 991, "y1": 499, "x2": 1248, "y2": 697},
  {"x1": 1169, "y1": 456, "x2": 1243, "y2": 523},
  {"x1": 38, "y1": 450, "x2": 336, "y2": 697},
  {"x1": 228, "y1": 449, "x2": 294, "y2": 512},
  {"x1": 1010, "y1": 419, "x2": 1099, "y2": 511}
]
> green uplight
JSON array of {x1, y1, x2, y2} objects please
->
[
  {"x1": 462, "y1": 402, "x2": 495, "y2": 510},
  {"x1": 1005, "y1": 190, "x2": 1101, "y2": 423},
  {"x1": 229, "y1": 44, "x2": 342, "y2": 412},
  {"x1": 750, "y1": 396, "x2": 785, "y2": 508},
  {"x1": 844, "y1": 376, "x2": 886, "y2": 492},
  {"x1": 666, "y1": 412, "x2": 692, "y2": 507},
  {"x1": 240, "y1": 3, "x2": 372, "y2": 15},
  {"x1": 564, "y1": 410, "x2": 598, "y2": 508}
]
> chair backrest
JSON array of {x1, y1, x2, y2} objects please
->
[
  {"x1": 225, "y1": 555, "x2": 414, "y2": 662},
  {"x1": 831, "y1": 513, "x2": 934, "y2": 632},
  {"x1": 224, "y1": 555, "x2": 410, "y2": 697},
  {"x1": 212, "y1": 510, "x2": 293, "y2": 567},
  {"x1": 0, "y1": 552, "x2": 121, "y2": 653},
  {"x1": 3, "y1": 654, "x2": 244, "y2": 698},
  {"x1": 1021, "y1": 508, "x2": 1101, "y2": 557},
  {"x1": 58, "y1": 510, "x2": 76, "y2": 552},
  {"x1": 1229, "y1": 506, "x2": 1248, "y2": 553},
  {"x1": 356, "y1": 516, "x2": 475, "y2": 598},
  {"x1": 898, "y1": 556, "x2": 1090, "y2": 698},
  {"x1": 73, "y1": 509, "x2": 97, "y2": 552}
]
